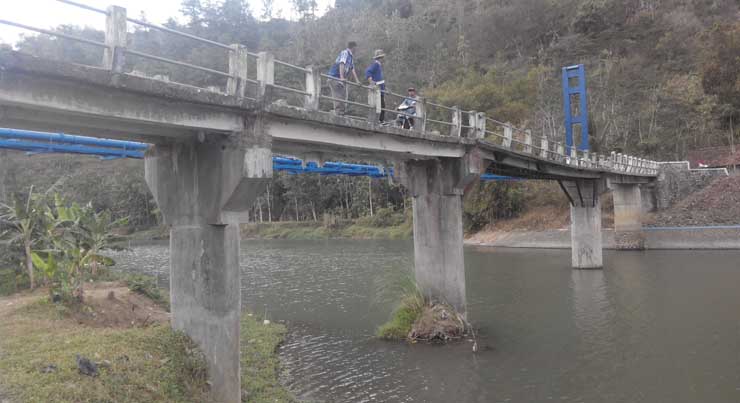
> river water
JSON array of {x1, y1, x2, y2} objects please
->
[{"x1": 110, "y1": 240, "x2": 740, "y2": 402}]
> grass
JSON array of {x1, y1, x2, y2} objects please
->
[
  {"x1": 240, "y1": 315, "x2": 295, "y2": 403},
  {"x1": 0, "y1": 299, "x2": 209, "y2": 402},
  {"x1": 375, "y1": 269, "x2": 426, "y2": 340},
  {"x1": 0, "y1": 282, "x2": 295, "y2": 402},
  {"x1": 376, "y1": 294, "x2": 425, "y2": 339}
]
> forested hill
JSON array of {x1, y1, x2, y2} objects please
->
[{"x1": 2, "y1": 0, "x2": 739, "y2": 229}]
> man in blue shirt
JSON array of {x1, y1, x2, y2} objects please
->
[
  {"x1": 328, "y1": 41, "x2": 360, "y2": 115},
  {"x1": 365, "y1": 49, "x2": 387, "y2": 124}
]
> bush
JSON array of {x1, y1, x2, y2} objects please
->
[{"x1": 126, "y1": 274, "x2": 169, "y2": 311}]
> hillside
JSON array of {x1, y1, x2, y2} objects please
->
[
  {"x1": 648, "y1": 175, "x2": 740, "y2": 227},
  {"x1": 1, "y1": 0, "x2": 738, "y2": 232}
]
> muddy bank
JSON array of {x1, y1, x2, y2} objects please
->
[{"x1": 466, "y1": 227, "x2": 740, "y2": 249}]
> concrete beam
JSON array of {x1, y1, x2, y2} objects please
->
[
  {"x1": 265, "y1": 108, "x2": 469, "y2": 160},
  {"x1": 144, "y1": 132, "x2": 271, "y2": 402},
  {"x1": 399, "y1": 157, "x2": 475, "y2": 315},
  {"x1": 611, "y1": 183, "x2": 645, "y2": 250}
]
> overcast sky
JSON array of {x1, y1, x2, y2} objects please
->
[{"x1": 0, "y1": 0, "x2": 333, "y2": 45}]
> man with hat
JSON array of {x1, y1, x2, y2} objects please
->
[{"x1": 365, "y1": 49, "x2": 388, "y2": 124}]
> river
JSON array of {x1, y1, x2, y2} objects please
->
[{"x1": 110, "y1": 240, "x2": 740, "y2": 402}]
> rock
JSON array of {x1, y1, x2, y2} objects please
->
[
  {"x1": 407, "y1": 304, "x2": 465, "y2": 343},
  {"x1": 41, "y1": 364, "x2": 57, "y2": 373},
  {"x1": 76, "y1": 354, "x2": 99, "y2": 377}
]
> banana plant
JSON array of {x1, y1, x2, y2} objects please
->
[{"x1": 0, "y1": 187, "x2": 47, "y2": 289}]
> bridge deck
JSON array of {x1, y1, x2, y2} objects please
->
[{"x1": 0, "y1": 49, "x2": 656, "y2": 182}]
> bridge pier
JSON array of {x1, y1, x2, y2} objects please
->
[
  {"x1": 611, "y1": 183, "x2": 645, "y2": 250},
  {"x1": 400, "y1": 156, "x2": 482, "y2": 316},
  {"x1": 561, "y1": 180, "x2": 604, "y2": 269},
  {"x1": 145, "y1": 136, "x2": 271, "y2": 403}
]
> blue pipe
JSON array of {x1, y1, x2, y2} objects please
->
[
  {"x1": 0, "y1": 139, "x2": 145, "y2": 158},
  {"x1": 0, "y1": 128, "x2": 148, "y2": 150},
  {"x1": 0, "y1": 129, "x2": 523, "y2": 181}
]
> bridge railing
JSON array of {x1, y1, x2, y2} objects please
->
[{"x1": 0, "y1": 0, "x2": 659, "y2": 176}]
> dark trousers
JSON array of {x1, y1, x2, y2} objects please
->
[{"x1": 379, "y1": 92, "x2": 386, "y2": 122}]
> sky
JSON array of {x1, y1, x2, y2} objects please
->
[{"x1": 0, "y1": 0, "x2": 334, "y2": 45}]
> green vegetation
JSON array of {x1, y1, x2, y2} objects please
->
[
  {"x1": 0, "y1": 299, "x2": 209, "y2": 402},
  {"x1": 1, "y1": 187, "x2": 126, "y2": 303},
  {"x1": 124, "y1": 273, "x2": 170, "y2": 311},
  {"x1": 0, "y1": 278, "x2": 294, "y2": 402},
  {"x1": 240, "y1": 315, "x2": 295, "y2": 403},
  {"x1": 375, "y1": 269, "x2": 426, "y2": 340},
  {"x1": 242, "y1": 207, "x2": 413, "y2": 240},
  {"x1": 376, "y1": 293, "x2": 425, "y2": 340},
  {"x1": 3, "y1": 0, "x2": 739, "y2": 237}
]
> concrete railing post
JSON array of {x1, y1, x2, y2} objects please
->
[
  {"x1": 304, "y1": 65, "x2": 321, "y2": 110},
  {"x1": 467, "y1": 110, "x2": 478, "y2": 138},
  {"x1": 227, "y1": 44, "x2": 249, "y2": 98},
  {"x1": 557, "y1": 143, "x2": 565, "y2": 163},
  {"x1": 450, "y1": 106, "x2": 462, "y2": 137},
  {"x1": 104, "y1": 6, "x2": 127, "y2": 72},
  {"x1": 256, "y1": 52, "x2": 275, "y2": 98},
  {"x1": 616, "y1": 153, "x2": 623, "y2": 171},
  {"x1": 540, "y1": 137, "x2": 549, "y2": 159},
  {"x1": 476, "y1": 112, "x2": 486, "y2": 139},
  {"x1": 367, "y1": 84, "x2": 381, "y2": 122},
  {"x1": 415, "y1": 97, "x2": 427, "y2": 133},
  {"x1": 524, "y1": 129, "x2": 533, "y2": 154},
  {"x1": 503, "y1": 123, "x2": 513, "y2": 148},
  {"x1": 570, "y1": 147, "x2": 578, "y2": 165}
]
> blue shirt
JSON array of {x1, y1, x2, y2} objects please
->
[
  {"x1": 328, "y1": 49, "x2": 354, "y2": 79},
  {"x1": 365, "y1": 60, "x2": 385, "y2": 91}
]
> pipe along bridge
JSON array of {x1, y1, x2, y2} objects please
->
[
  {"x1": 0, "y1": 128, "x2": 521, "y2": 181},
  {"x1": 0, "y1": 2, "x2": 662, "y2": 401}
]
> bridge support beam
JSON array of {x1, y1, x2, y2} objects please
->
[
  {"x1": 145, "y1": 135, "x2": 271, "y2": 403},
  {"x1": 560, "y1": 180, "x2": 604, "y2": 269},
  {"x1": 611, "y1": 183, "x2": 645, "y2": 250},
  {"x1": 400, "y1": 154, "x2": 484, "y2": 316}
]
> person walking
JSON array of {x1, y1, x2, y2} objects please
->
[
  {"x1": 328, "y1": 41, "x2": 360, "y2": 115},
  {"x1": 365, "y1": 49, "x2": 387, "y2": 124}
]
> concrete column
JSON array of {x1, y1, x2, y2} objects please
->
[
  {"x1": 145, "y1": 132, "x2": 271, "y2": 403},
  {"x1": 400, "y1": 155, "x2": 484, "y2": 315},
  {"x1": 571, "y1": 197, "x2": 602, "y2": 269},
  {"x1": 612, "y1": 183, "x2": 645, "y2": 250},
  {"x1": 561, "y1": 180, "x2": 603, "y2": 269}
]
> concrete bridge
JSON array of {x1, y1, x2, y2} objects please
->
[{"x1": 0, "y1": 4, "x2": 661, "y2": 401}]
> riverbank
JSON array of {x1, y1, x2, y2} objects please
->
[
  {"x1": 466, "y1": 226, "x2": 740, "y2": 249},
  {"x1": 0, "y1": 278, "x2": 294, "y2": 403},
  {"x1": 241, "y1": 219, "x2": 412, "y2": 240}
]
